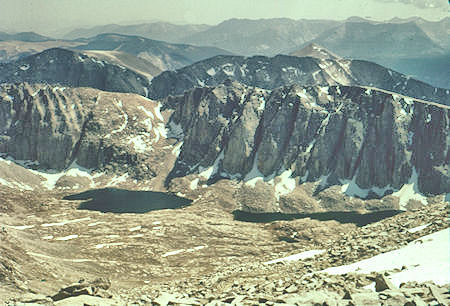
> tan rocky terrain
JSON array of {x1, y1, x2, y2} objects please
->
[{"x1": 0, "y1": 185, "x2": 448, "y2": 305}]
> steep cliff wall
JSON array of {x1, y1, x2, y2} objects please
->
[{"x1": 166, "y1": 81, "x2": 449, "y2": 208}]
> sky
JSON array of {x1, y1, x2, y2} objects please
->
[{"x1": 0, "y1": 0, "x2": 448, "y2": 36}]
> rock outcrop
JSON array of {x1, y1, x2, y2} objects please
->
[
  {"x1": 0, "y1": 83, "x2": 168, "y2": 179},
  {"x1": 149, "y1": 54, "x2": 450, "y2": 106},
  {"x1": 52, "y1": 278, "x2": 112, "y2": 301},
  {"x1": 166, "y1": 81, "x2": 449, "y2": 208}
]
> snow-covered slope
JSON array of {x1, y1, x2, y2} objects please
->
[{"x1": 321, "y1": 228, "x2": 449, "y2": 286}]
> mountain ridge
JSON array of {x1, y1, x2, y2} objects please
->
[
  {"x1": 0, "y1": 48, "x2": 151, "y2": 96},
  {"x1": 148, "y1": 54, "x2": 450, "y2": 106}
]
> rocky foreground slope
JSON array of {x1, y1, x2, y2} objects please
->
[{"x1": 1, "y1": 188, "x2": 447, "y2": 305}]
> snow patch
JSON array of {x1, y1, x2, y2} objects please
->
[
  {"x1": 162, "y1": 245, "x2": 207, "y2": 257},
  {"x1": 88, "y1": 221, "x2": 105, "y2": 227},
  {"x1": 321, "y1": 228, "x2": 449, "y2": 286},
  {"x1": 244, "y1": 152, "x2": 265, "y2": 187},
  {"x1": 407, "y1": 223, "x2": 430, "y2": 233},
  {"x1": 297, "y1": 88, "x2": 308, "y2": 100},
  {"x1": 391, "y1": 168, "x2": 428, "y2": 210},
  {"x1": 206, "y1": 67, "x2": 216, "y2": 76},
  {"x1": 153, "y1": 122, "x2": 167, "y2": 143},
  {"x1": 34, "y1": 161, "x2": 98, "y2": 189},
  {"x1": 190, "y1": 178, "x2": 199, "y2": 190},
  {"x1": 162, "y1": 249, "x2": 185, "y2": 257},
  {"x1": 129, "y1": 234, "x2": 144, "y2": 238},
  {"x1": 270, "y1": 169, "x2": 296, "y2": 200},
  {"x1": 305, "y1": 139, "x2": 316, "y2": 153},
  {"x1": 95, "y1": 242, "x2": 124, "y2": 249},
  {"x1": 55, "y1": 234, "x2": 78, "y2": 241},
  {"x1": 106, "y1": 173, "x2": 129, "y2": 187},
  {"x1": 41, "y1": 217, "x2": 91, "y2": 227},
  {"x1": 0, "y1": 176, "x2": 33, "y2": 191},
  {"x1": 129, "y1": 226, "x2": 142, "y2": 232},
  {"x1": 171, "y1": 141, "x2": 183, "y2": 157},
  {"x1": 107, "y1": 100, "x2": 128, "y2": 137},
  {"x1": 127, "y1": 135, "x2": 148, "y2": 153},
  {"x1": 199, "y1": 151, "x2": 224, "y2": 180},
  {"x1": 257, "y1": 96, "x2": 265, "y2": 111},
  {"x1": 138, "y1": 105, "x2": 154, "y2": 120},
  {"x1": 319, "y1": 86, "x2": 329, "y2": 95},
  {"x1": 6, "y1": 225, "x2": 34, "y2": 230},
  {"x1": 222, "y1": 64, "x2": 235, "y2": 76}
]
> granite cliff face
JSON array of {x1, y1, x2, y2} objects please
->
[
  {"x1": 149, "y1": 54, "x2": 450, "y2": 106},
  {"x1": 0, "y1": 48, "x2": 151, "y2": 96},
  {"x1": 166, "y1": 81, "x2": 449, "y2": 210},
  {"x1": 0, "y1": 83, "x2": 169, "y2": 180},
  {"x1": 1, "y1": 79, "x2": 447, "y2": 211}
]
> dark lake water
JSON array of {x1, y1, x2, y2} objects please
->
[
  {"x1": 232, "y1": 210, "x2": 403, "y2": 227},
  {"x1": 64, "y1": 188, "x2": 192, "y2": 213}
]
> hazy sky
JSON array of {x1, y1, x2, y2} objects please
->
[{"x1": 0, "y1": 0, "x2": 448, "y2": 36}]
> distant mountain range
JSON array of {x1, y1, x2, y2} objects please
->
[
  {"x1": 64, "y1": 22, "x2": 211, "y2": 43},
  {"x1": 73, "y1": 33, "x2": 234, "y2": 71},
  {"x1": 181, "y1": 18, "x2": 340, "y2": 57},
  {"x1": 0, "y1": 17, "x2": 448, "y2": 87},
  {"x1": 0, "y1": 33, "x2": 233, "y2": 73},
  {"x1": 56, "y1": 17, "x2": 450, "y2": 57},
  {"x1": 289, "y1": 21, "x2": 445, "y2": 59},
  {"x1": 0, "y1": 31, "x2": 52, "y2": 42}
]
